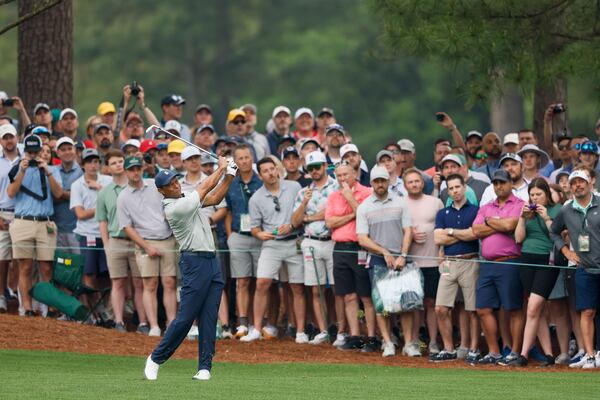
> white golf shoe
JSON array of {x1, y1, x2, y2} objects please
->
[
  {"x1": 192, "y1": 369, "x2": 211, "y2": 381},
  {"x1": 144, "y1": 355, "x2": 159, "y2": 380}
]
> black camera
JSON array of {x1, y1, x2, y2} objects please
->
[
  {"x1": 143, "y1": 152, "x2": 153, "y2": 164},
  {"x1": 28, "y1": 159, "x2": 38, "y2": 168},
  {"x1": 2, "y1": 98, "x2": 14, "y2": 107},
  {"x1": 131, "y1": 81, "x2": 140, "y2": 97},
  {"x1": 553, "y1": 103, "x2": 565, "y2": 114},
  {"x1": 435, "y1": 113, "x2": 445, "y2": 122}
]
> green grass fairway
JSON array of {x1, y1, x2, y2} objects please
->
[{"x1": 2, "y1": 349, "x2": 598, "y2": 399}]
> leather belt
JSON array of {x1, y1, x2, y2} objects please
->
[
  {"x1": 15, "y1": 215, "x2": 53, "y2": 222},
  {"x1": 275, "y1": 234, "x2": 300, "y2": 241},
  {"x1": 0, "y1": 208, "x2": 14, "y2": 212},
  {"x1": 304, "y1": 235, "x2": 332, "y2": 242},
  {"x1": 491, "y1": 256, "x2": 518, "y2": 262},
  {"x1": 449, "y1": 253, "x2": 478, "y2": 260}
]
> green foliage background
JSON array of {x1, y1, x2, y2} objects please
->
[{"x1": 1, "y1": 0, "x2": 599, "y2": 166}]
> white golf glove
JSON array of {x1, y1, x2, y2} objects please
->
[{"x1": 226, "y1": 159, "x2": 239, "y2": 176}]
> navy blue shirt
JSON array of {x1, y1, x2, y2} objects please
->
[
  {"x1": 225, "y1": 173, "x2": 263, "y2": 232},
  {"x1": 267, "y1": 130, "x2": 286, "y2": 158},
  {"x1": 435, "y1": 202, "x2": 479, "y2": 256}
]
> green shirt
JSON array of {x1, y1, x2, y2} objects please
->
[
  {"x1": 522, "y1": 204, "x2": 561, "y2": 255},
  {"x1": 95, "y1": 181, "x2": 127, "y2": 238}
]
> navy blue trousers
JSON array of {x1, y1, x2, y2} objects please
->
[{"x1": 151, "y1": 252, "x2": 224, "y2": 371}]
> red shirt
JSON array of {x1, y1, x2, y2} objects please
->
[
  {"x1": 325, "y1": 183, "x2": 372, "y2": 242},
  {"x1": 292, "y1": 130, "x2": 318, "y2": 141}
]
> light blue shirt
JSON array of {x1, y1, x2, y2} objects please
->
[
  {"x1": 12, "y1": 165, "x2": 62, "y2": 217},
  {"x1": 0, "y1": 154, "x2": 20, "y2": 210},
  {"x1": 53, "y1": 163, "x2": 83, "y2": 232}
]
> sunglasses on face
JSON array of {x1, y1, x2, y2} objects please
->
[
  {"x1": 231, "y1": 120, "x2": 246, "y2": 125},
  {"x1": 306, "y1": 164, "x2": 323, "y2": 172},
  {"x1": 475, "y1": 153, "x2": 488, "y2": 160},
  {"x1": 558, "y1": 145, "x2": 570, "y2": 151},
  {"x1": 272, "y1": 196, "x2": 281, "y2": 212}
]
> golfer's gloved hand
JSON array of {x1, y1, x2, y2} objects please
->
[{"x1": 226, "y1": 159, "x2": 239, "y2": 176}]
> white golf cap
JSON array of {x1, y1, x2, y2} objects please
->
[
  {"x1": 370, "y1": 165, "x2": 389, "y2": 182},
  {"x1": 397, "y1": 138, "x2": 415, "y2": 153},
  {"x1": 294, "y1": 107, "x2": 314, "y2": 120},
  {"x1": 123, "y1": 138, "x2": 141, "y2": 149},
  {"x1": 305, "y1": 151, "x2": 327, "y2": 166},
  {"x1": 466, "y1": 130, "x2": 483, "y2": 140},
  {"x1": 0, "y1": 124, "x2": 17, "y2": 138},
  {"x1": 440, "y1": 154, "x2": 464, "y2": 167},
  {"x1": 272, "y1": 105, "x2": 291, "y2": 118},
  {"x1": 568, "y1": 169, "x2": 591, "y2": 183},
  {"x1": 164, "y1": 120, "x2": 181, "y2": 133},
  {"x1": 340, "y1": 143, "x2": 360, "y2": 159},
  {"x1": 375, "y1": 149, "x2": 394, "y2": 163},
  {"x1": 59, "y1": 108, "x2": 78, "y2": 120},
  {"x1": 499, "y1": 152, "x2": 523, "y2": 165},
  {"x1": 55, "y1": 136, "x2": 75, "y2": 149},
  {"x1": 181, "y1": 146, "x2": 201, "y2": 161},
  {"x1": 503, "y1": 133, "x2": 519, "y2": 145}
]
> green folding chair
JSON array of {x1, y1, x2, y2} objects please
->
[{"x1": 31, "y1": 251, "x2": 110, "y2": 322}]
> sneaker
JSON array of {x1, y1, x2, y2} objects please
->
[
  {"x1": 144, "y1": 355, "x2": 159, "y2": 380},
  {"x1": 570, "y1": 349, "x2": 585, "y2": 364},
  {"x1": 498, "y1": 352, "x2": 521, "y2": 366},
  {"x1": 187, "y1": 325, "x2": 199, "y2": 340},
  {"x1": 136, "y1": 323, "x2": 150, "y2": 335},
  {"x1": 361, "y1": 337, "x2": 379, "y2": 353},
  {"x1": 24, "y1": 310, "x2": 36, "y2": 317},
  {"x1": 148, "y1": 327, "x2": 161, "y2": 337},
  {"x1": 5, "y1": 287, "x2": 17, "y2": 300},
  {"x1": 568, "y1": 339, "x2": 578, "y2": 357},
  {"x1": 428, "y1": 342, "x2": 441, "y2": 355},
  {"x1": 235, "y1": 325, "x2": 248, "y2": 339},
  {"x1": 569, "y1": 354, "x2": 591, "y2": 368},
  {"x1": 295, "y1": 332, "x2": 309, "y2": 344},
  {"x1": 595, "y1": 350, "x2": 600, "y2": 365},
  {"x1": 456, "y1": 347, "x2": 469, "y2": 360},
  {"x1": 222, "y1": 326, "x2": 234, "y2": 340},
  {"x1": 115, "y1": 322, "x2": 127, "y2": 333},
  {"x1": 539, "y1": 354, "x2": 555, "y2": 368},
  {"x1": 333, "y1": 333, "x2": 348, "y2": 347},
  {"x1": 582, "y1": 355, "x2": 597, "y2": 369},
  {"x1": 0, "y1": 295, "x2": 7, "y2": 313},
  {"x1": 528, "y1": 345, "x2": 547, "y2": 362},
  {"x1": 402, "y1": 342, "x2": 422, "y2": 357},
  {"x1": 261, "y1": 324, "x2": 278, "y2": 340},
  {"x1": 382, "y1": 342, "x2": 396, "y2": 357},
  {"x1": 465, "y1": 349, "x2": 481, "y2": 365},
  {"x1": 240, "y1": 327, "x2": 262, "y2": 342},
  {"x1": 429, "y1": 350, "x2": 458, "y2": 362},
  {"x1": 192, "y1": 369, "x2": 211, "y2": 381},
  {"x1": 309, "y1": 331, "x2": 330, "y2": 345},
  {"x1": 478, "y1": 353, "x2": 502, "y2": 365},
  {"x1": 286, "y1": 324, "x2": 297, "y2": 338},
  {"x1": 555, "y1": 352, "x2": 570, "y2": 365},
  {"x1": 338, "y1": 335, "x2": 363, "y2": 351},
  {"x1": 501, "y1": 346, "x2": 512, "y2": 358}
]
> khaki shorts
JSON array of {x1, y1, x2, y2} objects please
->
[
  {"x1": 301, "y1": 238, "x2": 334, "y2": 286},
  {"x1": 0, "y1": 211, "x2": 14, "y2": 261},
  {"x1": 257, "y1": 240, "x2": 303, "y2": 284},
  {"x1": 107, "y1": 237, "x2": 141, "y2": 279},
  {"x1": 9, "y1": 218, "x2": 57, "y2": 261},
  {"x1": 135, "y1": 236, "x2": 178, "y2": 278},
  {"x1": 436, "y1": 259, "x2": 479, "y2": 311}
]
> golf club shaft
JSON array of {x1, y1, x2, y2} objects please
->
[{"x1": 146, "y1": 124, "x2": 219, "y2": 160}]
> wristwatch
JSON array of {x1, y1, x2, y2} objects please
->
[
  {"x1": 400, "y1": 252, "x2": 407, "y2": 258},
  {"x1": 448, "y1": 228, "x2": 454, "y2": 236}
]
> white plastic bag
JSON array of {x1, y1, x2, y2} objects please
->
[{"x1": 371, "y1": 262, "x2": 424, "y2": 313}]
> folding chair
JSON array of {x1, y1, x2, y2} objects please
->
[{"x1": 31, "y1": 251, "x2": 111, "y2": 322}]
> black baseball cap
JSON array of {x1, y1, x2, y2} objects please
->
[
  {"x1": 24, "y1": 135, "x2": 42, "y2": 152},
  {"x1": 491, "y1": 169, "x2": 510, "y2": 183},
  {"x1": 282, "y1": 146, "x2": 300, "y2": 159}
]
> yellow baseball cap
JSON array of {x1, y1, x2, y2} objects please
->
[
  {"x1": 97, "y1": 101, "x2": 116, "y2": 116},
  {"x1": 227, "y1": 108, "x2": 246, "y2": 122},
  {"x1": 167, "y1": 139, "x2": 186, "y2": 154}
]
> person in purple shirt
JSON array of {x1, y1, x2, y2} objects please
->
[{"x1": 471, "y1": 169, "x2": 525, "y2": 366}]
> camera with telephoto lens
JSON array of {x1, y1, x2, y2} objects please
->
[
  {"x1": 28, "y1": 159, "x2": 38, "y2": 168},
  {"x1": 131, "y1": 81, "x2": 140, "y2": 97},
  {"x1": 2, "y1": 98, "x2": 14, "y2": 107},
  {"x1": 553, "y1": 103, "x2": 565, "y2": 114}
]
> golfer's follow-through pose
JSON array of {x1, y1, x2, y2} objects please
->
[{"x1": 144, "y1": 155, "x2": 238, "y2": 381}]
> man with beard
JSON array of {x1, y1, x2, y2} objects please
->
[
  {"x1": 475, "y1": 132, "x2": 503, "y2": 181},
  {"x1": 92, "y1": 124, "x2": 115, "y2": 167},
  {"x1": 267, "y1": 106, "x2": 292, "y2": 156},
  {"x1": 324, "y1": 124, "x2": 345, "y2": 165},
  {"x1": 480, "y1": 153, "x2": 529, "y2": 205},
  {"x1": 316, "y1": 108, "x2": 336, "y2": 146}
]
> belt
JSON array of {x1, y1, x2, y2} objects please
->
[
  {"x1": 334, "y1": 241, "x2": 359, "y2": 248},
  {"x1": 0, "y1": 208, "x2": 14, "y2": 212},
  {"x1": 181, "y1": 251, "x2": 216, "y2": 258},
  {"x1": 146, "y1": 236, "x2": 173, "y2": 241},
  {"x1": 15, "y1": 215, "x2": 53, "y2": 221},
  {"x1": 110, "y1": 236, "x2": 131, "y2": 241},
  {"x1": 491, "y1": 256, "x2": 518, "y2": 262},
  {"x1": 236, "y1": 231, "x2": 252, "y2": 236},
  {"x1": 275, "y1": 234, "x2": 300, "y2": 241},
  {"x1": 448, "y1": 253, "x2": 478, "y2": 260},
  {"x1": 304, "y1": 235, "x2": 332, "y2": 242}
]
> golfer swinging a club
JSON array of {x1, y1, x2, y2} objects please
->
[{"x1": 144, "y1": 154, "x2": 238, "y2": 381}]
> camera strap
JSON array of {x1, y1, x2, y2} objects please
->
[{"x1": 8, "y1": 165, "x2": 48, "y2": 201}]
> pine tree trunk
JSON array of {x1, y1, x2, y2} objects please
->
[
  {"x1": 18, "y1": 0, "x2": 73, "y2": 113},
  {"x1": 533, "y1": 77, "x2": 567, "y2": 146},
  {"x1": 490, "y1": 86, "x2": 525, "y2": 138}
]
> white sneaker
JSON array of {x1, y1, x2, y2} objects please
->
[
  {"x1": 333, "y1": 333, "x2": 348, "y2": 347},
  {"x1": 309, "y1": 331, "x2": 329, "y2": 345},
  {"x1": 382, "y1": 342, "x2": 396, "y2": 357},
  {"x1": 295, "y1": 332, "x2": 309, "y2": 344},
  {"x1": 235, "y1": 325, "x2": 248, "y2": 339},
  {"x1": 240, "y1": 327, "x2": 261, "y2": 342},
  {"x1": 192, "y1": 369, "x2": 211, "y2": 381},
  {"x1": 428, "y1": 342, "x2": 441, "y2": 355},
  {"x1": 402, "y1": 342, "x2": 422, "y2": 357},
  {"x1": 222, "y1": 327, "x2": 234, "y2": 340},
  {"x1": 582, "y1": 355, "x2": 597, "y2": 369},
  {"x1": 570, "y1": 354, "x2": 591, "y2": 368},
  {"x1": 261, "y1": 324, "x2": 278, "y2": 340},
  {"x1": 187, "y1": 325, "x2": 199, "y2": 340},
  {"x1": 144, "y1": 355, "x2": 159, "y2": 380},
  {"x1": 148, "y1": 327, "x2": 161, "y2": 337},
  {"x1": 0, "y1": 295, "x2": 7, "y2": 313}
]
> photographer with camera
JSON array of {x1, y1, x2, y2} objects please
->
[
  {"x1": 117, "y1": 83, "x2": 160, "y2": 146},
  {"x1": 7, "y1": 134, "x2": 63, "y2": 317},
  {"x1": 0, "y1": 92, "x2": 31, "y2": 137}
]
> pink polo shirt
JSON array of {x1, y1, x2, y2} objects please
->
[
  {"x1": 325, "y1": 183, "x2": 372, "y2": 242},
  {"x1": 473, "y1": 193, "x2": 524, "y2": 260}
]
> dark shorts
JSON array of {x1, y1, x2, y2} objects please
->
[
  {"x1": 476, "y1": 261, "x2": 523, "y2": 311},
  {"x1": 333, "y1": 242, "x2": 371, "y2": 297},
  {"x1": 78, "y1": 236, "x2": 108, "y2": 276},
  {"x1": 575, "y1": 268, "x2": 600, "y2": 311},
  {"x1": 518, "y1": 253, "x2": 559, "y2": 299},
  {"x1": 421, "y1": 267, "x2": 440, "y2": 299}
]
